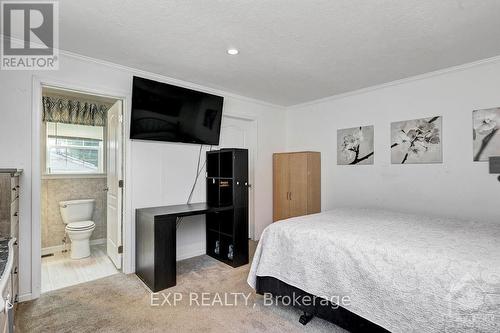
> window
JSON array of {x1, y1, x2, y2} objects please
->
[{"x1": 45, "y1": 122, "x2": 105, "y2": 174}]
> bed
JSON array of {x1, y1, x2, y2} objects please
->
[{"x1": 247, "y1": 208, "x2": 500, "y2": 332}]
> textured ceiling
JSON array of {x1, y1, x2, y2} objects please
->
[{"x1": 59, "y1": 0, "x2": 500, "y2": 106}]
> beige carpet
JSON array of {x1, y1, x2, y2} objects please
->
[{"x1": 17, "y1": 242, "x2": 347, "y2": 333}]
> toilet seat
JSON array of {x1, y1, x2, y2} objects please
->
[{"x1": 66, "y1": 220, "x2": 95, "y2": 231}]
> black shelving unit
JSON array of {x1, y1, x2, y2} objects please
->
[{"x1": 206, "y1": 148, "x2": 249, "y2": 267}]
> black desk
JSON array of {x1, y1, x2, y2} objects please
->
[{"x1": 135, "y1": 203, "x2": 233, "y2": 292}]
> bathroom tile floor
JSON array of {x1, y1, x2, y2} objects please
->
[{"x1": 41, "y1": 244, "x2": 119, "y2": 293}]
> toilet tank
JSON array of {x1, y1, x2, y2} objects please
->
[{"x1": 59, "y1": 199, "x2": 95, "y2": 224}]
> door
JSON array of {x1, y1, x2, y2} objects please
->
[
  {"x1": 218, "y1": 116, "x2": 256, "y2": 239},
  {"x1": 273, "y1": 154, "x2": 290, "y2": 221},
  {"x1": 106, "y1": 101, "x2": 123, "y2": 269},
  {"x1": 288, "y1": 153, "x2": 308, "y2": 218}
]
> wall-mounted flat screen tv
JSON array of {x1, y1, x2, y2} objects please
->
[{"x1": 130, "y1": 76, "x2": 224, "y2": 145}]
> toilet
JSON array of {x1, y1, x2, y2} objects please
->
[{"x1": 59, "y1": 199, "x2": 96, "y2": 259}]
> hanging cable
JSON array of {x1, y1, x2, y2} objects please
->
[
  {"x1": 177, "y1": 145, "x2": 213, "y2": 229},
  {"x1": 187, "y1": 145, "x2": 203, "y2": 204}
]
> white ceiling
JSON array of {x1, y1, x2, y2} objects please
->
[{"x1": 59, "y1": 0, "x2": 500, "y2": 106}]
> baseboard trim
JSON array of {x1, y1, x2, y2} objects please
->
[
  {"x1": 41, "y1": 238, "x2": 106, "y2": 256},
  {"x1": 176, "y1": 246, "x2": 205, "y2": 261},
  {"x1": 18, "y1": 293, "x2": 32, "y2": 303}
]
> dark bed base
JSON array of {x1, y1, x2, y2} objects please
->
[{"x1": 255, "y1": 276, "x2": 390, "y2": 333}]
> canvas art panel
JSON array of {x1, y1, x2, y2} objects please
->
[
  {"x1": 473, "y1": 108, "x2": 500, "y2": 162},
  {"x1": 337, "y1": 125, "x2": 374, "y2": 165},
  {"x1": 391, "y1": 116, "x2": 442, "y2": 164}
]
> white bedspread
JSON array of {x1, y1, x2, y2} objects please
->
[{"x1": 248, "y1": 208, "x2": 500, "y2": 332}]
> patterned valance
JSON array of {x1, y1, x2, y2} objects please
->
[{"x1": 42, "y1": 95, "x2": 112, "y2": 127}]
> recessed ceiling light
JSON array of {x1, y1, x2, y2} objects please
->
[{"x1": 227, "y1": 48, "x2": 239, "y2": 55}]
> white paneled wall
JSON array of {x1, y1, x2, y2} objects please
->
[
  {"x1": 287, "y1": 58, "x2": 500, "y2": 223},
  {"x1": 0, "y1": 52, "x2": 286, "y2": 299}
]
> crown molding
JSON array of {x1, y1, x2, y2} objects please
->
[
  {"x1": 58, "y1": 49, "x2": 285, "y2": 110},
  {"x1": 0, "y1": 34, "x2": 285, "y2": 110},
  {"x1": 3, "y1": 34, "x2": 500, "y2": 111},
  {"x1": 288, "y1": 54, "x2": 500, "y2": 110}
]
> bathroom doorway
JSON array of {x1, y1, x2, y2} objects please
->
[{"x1": 39, "y1": 86, "x2": 124, "y2": 293}]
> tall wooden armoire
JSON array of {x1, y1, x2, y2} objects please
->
[{"x1": 273, "y1": 152, "x2": 321, "y2": 222}]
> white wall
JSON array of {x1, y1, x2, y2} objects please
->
[
  {"x1": 5, "y1": 40, "x2": 498, "y2": 303},
  {"x1": 287, "y1": 58, "x2": 500, "y2": 223},
  {"x1": 131, "y1": 96, "x2": 287, "y2": 257},
  {"x1": 0, "y1": 52, "x2": 286, "y2": 299}
]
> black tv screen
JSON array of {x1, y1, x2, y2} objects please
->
[{"x1": 130, "y1": 76, "x2": 224, "y2": 145}]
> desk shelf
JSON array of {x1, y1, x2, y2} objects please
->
[
  {"x1": 135, "y1": 203, "x2": 240, "y2": 292},
  {"x1": 135, "y1": 149, "x2": 249, "y2": 292},
  {"x1": 206, "y1": 149, "x2": 249, "y2": 268}
]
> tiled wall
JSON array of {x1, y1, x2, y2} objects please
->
[{"x1": 41, "y1": 178, "x2": 107, "y2": 249}]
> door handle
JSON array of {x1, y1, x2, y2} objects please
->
[
  {"x1": 103, "y1": 187, "x2": 109, "y2": 192},
  {"x1": 289, "y1": 192, "x2": 292, "y2": 201}
]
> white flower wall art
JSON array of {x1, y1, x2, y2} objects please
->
[
  {"x1": 337, "y1": 125, "x2": 374, "y2": 165},
  {"x1": 391, "y1": 116, "x2": 442, "y2": 164},
  {"x1": 473, "y1": 108, "x2": 500, "y2": 161}
]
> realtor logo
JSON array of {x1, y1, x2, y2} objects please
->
[{"x1": 1, "y1": 1, "x2": 59, "y2": 70}]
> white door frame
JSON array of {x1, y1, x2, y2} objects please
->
[
  {"x1": 222, "y1": 112, "x2": 258, "y2": 240},
  {"x1": 30, "y1": 76, "x2": 132, "y2": 300}
]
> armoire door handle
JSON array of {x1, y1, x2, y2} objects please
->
[{"x1": 289, "y1": 192, "x2": 292, "y2": 200}]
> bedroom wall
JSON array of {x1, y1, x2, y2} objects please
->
[
  {"x1": 0, "y1": 50, "x2": 286, "y2": 300},
  {"x1": 286, "y1": 57, "x2": 500, "y2": 223}
]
